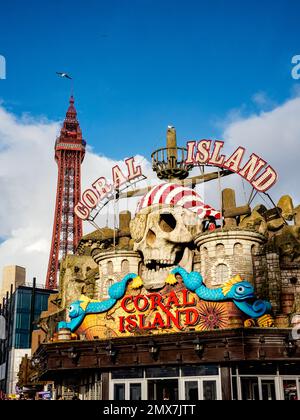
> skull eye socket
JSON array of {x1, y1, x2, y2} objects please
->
[{"x1": 159, "y1": 213, "x2": 177, "y2": 232}]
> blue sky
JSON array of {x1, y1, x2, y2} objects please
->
[{"x1": 0, "y1": 0, "x2": 299, "y2": 159}]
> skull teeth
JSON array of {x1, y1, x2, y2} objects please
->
[
  {"x1": 144, "y1": 258, "x2": 174, "y2": 266},
  {"x1": 143, "y1": 265, "x2": 176, "y2": 273}
]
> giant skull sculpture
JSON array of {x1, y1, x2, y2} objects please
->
[{"x1": 130, "y1": 183, "x2": 221, "y2": 290}]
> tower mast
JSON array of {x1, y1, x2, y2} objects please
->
[{"x1": 45, "y1": 96, "x2": 86, "y2": 289}]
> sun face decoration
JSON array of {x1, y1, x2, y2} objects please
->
[{"x1": 197, "y1": 302, "x2": 228, "y2": 331}]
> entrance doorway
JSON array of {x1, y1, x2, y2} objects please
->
[
  {"x1": 182, "y1": 378, "x2": 219, "y2": 400},
  {"x1": 113, "y1": 381, "x2": 144, "y2": 400},
  {"x1": 109, "y1": 365, "x2": 221, "y2": 400},
  {"x1": 148, "y1": 379, "x2": 178, "y2": 400}
]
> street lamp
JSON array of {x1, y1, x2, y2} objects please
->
[
  {"x1": 148, "y1": 340, "x2": 159, "y2": 360},
  {"x1": 193, "y1": 337, "x2": 204, "y2": 357},
  {"x1": 106, "y1": 342, "x2": 117, "y2": 362}
]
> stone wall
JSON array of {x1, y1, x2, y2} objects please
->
[
  {"x1": 280, "y1": 266, "x2": 300, "y2": 291},
  {"x1": 194, "y1": 229, "x2": 266, "y2": 288},
  {"x1": 252, "y1": 245, "x2": 268, "y2": 299},
  {"x1": 280, "y1": 264, "x2": 300, "y2": 313},
  {"x1": 59, "y1": 255, "x2": 98, "y2": 309},
  {"x1": 265, "y1": 245, "x2": 282, "y2": 315},
  {"x1": 252, "y1": 244, "x2": 300, "y2": 315},
  {"x1": 91, "y1": 250, "x2": 141, "y2": 300}
]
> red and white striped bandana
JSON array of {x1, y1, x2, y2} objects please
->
[{"x1": 137, "y1": 183, "x2": 221, "y2": 219}]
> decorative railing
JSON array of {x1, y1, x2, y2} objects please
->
[
  {"x1": 24, "y1": 282, "x2": 46, "y2": 289},
  {"x1": 151, "y1": 147, "x2": 193, "y2": 180}
]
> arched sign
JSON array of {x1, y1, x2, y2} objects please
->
[
  {"x1": 75, "y1": 140, "x2": 278, "y2": 222},
  {"x1": 74, "y1": 157, "x2": 144, "y2": 220},
  {"x1": 185, "y1": 140, "x2": 278, "y2": 192}
]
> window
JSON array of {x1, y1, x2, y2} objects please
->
[
  {"x1": 282, "y1": 380, "x2": 298, "y2": 400},
  {"x1": 148, "y1": 379, "x2": 178, "y2": 400},
  {"x1": 231, "y1": 364, "x2": 300, "y2": 400},
  {"x1": 145, "y1": 366, "x2": 179, "y2": 378},
  {"x1": 107, "y1": 261, "x2": 114, "y2": 275},
  {"x1": 232, "y1": 376, "x2": 238, "y2": 400},
  {"x1": 183, "y1": 378, "x2": 221, "y2": 400},
  {"x1": 111, "y1": 368, "x2": 143, "y2": 379},
  {"x1": 181, "y1": 365, "x2": 219, "y2": 376},
  {"x1": 13, "y1": 289, "x2": 53, "y2": 348},
  {"x1": 15, "y1": 332, "x2": 30, "y2": 349},
  {"x1": 130, "y1": 383, "x2": 142, "y2": 400},
  {"x1": 185, "y1": 381, "x2": 198, "y2": 400},
  {"x1": 17, "y1": 290, "x2": 31, "y2": 310},
  {"x1": 261, "y1": 380, "x2": 276, "y2": 400},
  {"x1": 216, "y1": 243, "x2": 225, "y2": 255},
  {"x1": 107, "y1": 279, "x2": 114, "y2": 288},
  {"x1": 279, "y1": 364, "x2": 300, "y2": 375},
  {"x1": 239, "y1": 363, "x2": 277, "y2": 375},
  {"x1": 233, "y1": 243, "x2": 243, "y2": 255},
  {"x1": 203, "y1": 380, "x2": 217, "y2": 400},
  {"x1": 215, "y1": 264, "x2": 229, "y2": 284},
  {"x1": 34, "y1": 293, "x2": 49, "y2": 313},
  {"x1": 241, "y1": 377, "x2": 259, "y2": 400},
  {"x1": 112, "y1": 382, "x2": 144, "y2": 400},
  {"x1": 121, "y1": 260, "x2": 129, "y2": 274},
  {"x1": 15, "y1": 313, "x2": 30, "y2": 330},
  {"x1": 251, "y1": 244, "x2": 259, "y2": 255}
]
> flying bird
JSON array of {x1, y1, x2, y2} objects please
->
[{"x1": 56, "y1": 72, "x2": 72, "y2": 79}]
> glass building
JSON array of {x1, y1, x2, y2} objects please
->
[{"x1": 0, "y1": 285, "x2": 55, "y2": 394}]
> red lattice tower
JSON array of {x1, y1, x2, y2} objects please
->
[{"x1": 46, "y1": 96, "x2": 86, "y2": 289}]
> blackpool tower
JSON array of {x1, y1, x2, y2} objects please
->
[{"x1": 45, "y1": 96, "x2": 86, "y2": 289}]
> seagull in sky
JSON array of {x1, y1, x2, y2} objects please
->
[{"x1": 56, "y1": 72, "x2": 72, "y2": 79}]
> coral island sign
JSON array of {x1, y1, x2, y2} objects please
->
[
  {"x1": 74, "y1": 140, "x2": 278, "y2": 222},
  {"x1": 119, "y1": 289, "x2": 198, "y2": 333},
  {"x1": 74, "y1": 157, "x2": 143, "y2": 220},
  {"x1": 58, "y1": 268, "x2": 274, "y2": 339},
  {"x1": 185, "y1": 140, "x2": 278, "y2": 193}
]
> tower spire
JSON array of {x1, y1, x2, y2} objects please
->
[
  {"x1": 46, "y1": 96, "x2": 86, "y2": 290},
  {"x1": 66, "y1": 95, "x2": 76, "y2": 120}
]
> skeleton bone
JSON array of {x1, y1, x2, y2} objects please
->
[{"x1": 130, "y1": 205, "x2": 202, "y2": 290}]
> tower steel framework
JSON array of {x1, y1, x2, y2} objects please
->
[{"x1": 45, "y1": 96, "x2": 86, "y2": 289}]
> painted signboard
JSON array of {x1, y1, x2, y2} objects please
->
[{"x1": 58, "y1": 267, "x2": 274, "y2": 340}]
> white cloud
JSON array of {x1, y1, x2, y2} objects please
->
[
  {"x1": 0, "y1": 104, "x2": 153, "y2": 288},
  {"x1": 221, "y1": 95, "x2": 300, "y2": 207},
  {"x1": 191, "y1": 95, "x2": 300, "y2": 210},
  {"x1": 0, "y1": 107, "x2": 58, "y2": 287},
  {"x1": 251, "y1": 91, "x2": 276, "y2": 110}
]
